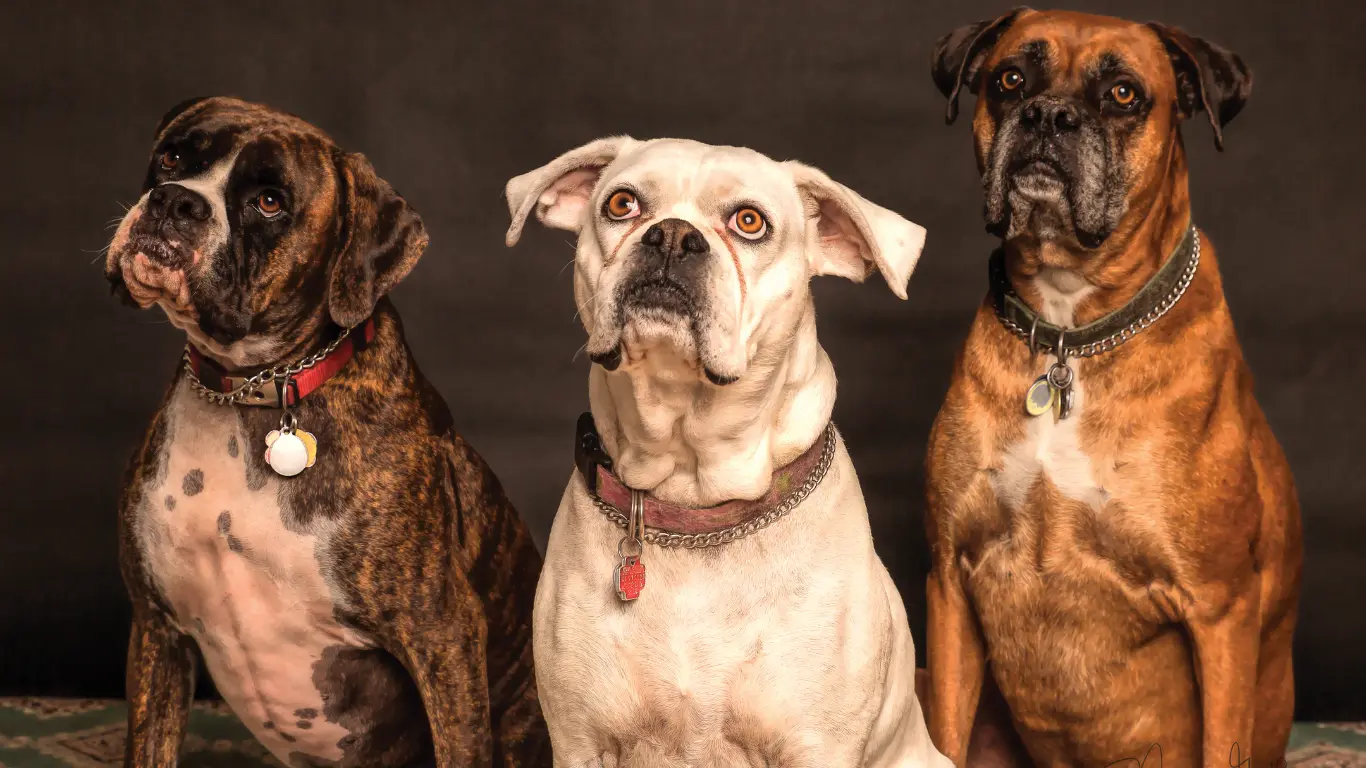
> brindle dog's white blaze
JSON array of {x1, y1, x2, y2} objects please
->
[
  {"x1": 108, "y1": 150, "x2": 287, "y2": 370},
  {"x1": 136, "y1": 383, "x2": 369, "y2": 764},
  {"x1": 507, "y1": 140, "x2": 948, "y2": 766}
]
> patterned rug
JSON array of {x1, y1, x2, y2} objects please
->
[
  {"x1": 0, "y1": 699, "x2": 281, "y2": 767},
  {"x1": 0, "y1": 698, "x2": 1362, "y2": 766}
]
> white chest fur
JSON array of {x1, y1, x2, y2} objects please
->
[
  {"x1": 992, "y1": 368, "x2": 1106, "y2": 511},
  {"x1": 990, "y1": 274, "x2": 1106, "y2": 512},
  {"x1": 533, "y1": 440, "x2": 948, "y2": 768},
  {"x1": 135, "y1": 384, "x2": 370, "y2": 764}
]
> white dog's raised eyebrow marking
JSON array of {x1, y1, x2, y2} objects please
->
[
  {"x1": 712, "y1": 226, "x2": 747, "y2": 306},
  {"x1": 607, "y1": 217, "x2": 652, "y2": 265}
]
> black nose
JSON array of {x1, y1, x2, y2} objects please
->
[
  {"x1": 1020, "y1": 98, "x2": 1081, "y2": 135},
  {"x1": 146, "y1": 184, "x2": 211, "y2": 223},
  {"x1": 642, "y1": 218, "x2": 710, "y2": 260}
]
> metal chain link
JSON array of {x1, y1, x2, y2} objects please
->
[
  {"x1": 588, "y1": 424, "x2": 838, "y2": 550},
  {"x1": 181, "y1": 325, "x2": 353, "y2": 405},
  {"x1": 995, "y1": 230, "x2": 1201, "y2": 359}
]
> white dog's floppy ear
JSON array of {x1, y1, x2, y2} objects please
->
[
  {"x1": 504, "y1": 136, "x2": 635, "y2": 246},
  {"x1": 786, "y1": 162, "x2": 927, "y2": 300}
]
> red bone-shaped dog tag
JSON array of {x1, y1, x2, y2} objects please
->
[{"x1": 614, "y1": 556, "x2": 646, "y2": 601}]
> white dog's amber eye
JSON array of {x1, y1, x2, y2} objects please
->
[
  {"x1": 728, "y1": 207, "x2": 767, "y2": 240},
  {"x1": 999, "y1": 69, "x2": 1025, "y2": 91},
  {"x1": 255, "y1": 190, "x2": 284, "y2": 218},
  {"x1": 159, "y1": 150, "x2": 180, "y2": 171},
  {"x1": 604, "y1": 190, "x2": 640, "y2": 221}
]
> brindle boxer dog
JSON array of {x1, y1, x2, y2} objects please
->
[
  {"x1": 923, "y1": 10, "x2": 1302, "y2": 768},
  {"x1": 105, "y1": 97, "x2": 549, "y2": 768}
]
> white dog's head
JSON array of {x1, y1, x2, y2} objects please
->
[{"x1": 505, "y1": 138, "x2": 926, "y2": 385}]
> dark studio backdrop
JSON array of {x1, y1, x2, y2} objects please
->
[{"x1": 2, "y1": 0, "x2": 1362, "y2": 719}]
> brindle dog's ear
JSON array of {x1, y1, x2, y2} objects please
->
[
  {"x1": 932, "y1": 7, "x2": 1028, "y2": 124},
  {"x1": 1147, "y1": 23, "x2": 1252, "y2": 151},
  {"x1": 153, "y1": 96, "x2": 211, "y2": 140},
  {"x1": 327, "y1": 152, "x2": 429, "y2": 328}
]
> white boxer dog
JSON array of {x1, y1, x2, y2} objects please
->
[{"x1": 505, "y1": 137, "x2": 948, "y2": 768}]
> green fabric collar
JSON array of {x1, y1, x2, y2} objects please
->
[{"x1": 989, "y1": 223, "x2": 1200, "y2": 358}]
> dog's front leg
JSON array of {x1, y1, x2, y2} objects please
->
[
  {"x1": 393, "y1": 584, "x2": 496, "y2": 767},
  {"x1": 926, "y1": 549, "x2": 986, "y2": 767},
  {"x1": 124, "y1": 602, "x2": 196, "y2": 767},
  {"x1": 1186, "y1": 581, "x2": 1262, "y2": 768}
]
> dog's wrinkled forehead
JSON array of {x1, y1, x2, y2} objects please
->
[
  {"x1": 599, "y1": 140, "x2": 799, "y2": 218},
  {"x1": 145, "y1": 97, "x2": 337, "y2": 194},
  {"x1": 986, "y1": 13, "x2": 1174, "y2": 97}
]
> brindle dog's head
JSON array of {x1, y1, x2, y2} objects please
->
[
  {"x1": 105, "y1": 97, "x2": 427, "y2": 370},
  {"x1": 932, "y1": 9, "x2": 1250, "y2": 251}
]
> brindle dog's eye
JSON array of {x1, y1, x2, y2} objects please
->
[
  {"x1": 1109, "y1": 82, "x2": 1140, "y2": 108},
  {"x1": 255, "y1": 190, "x2": 285, "y2": 218},
  {"x1": 159, "y1": 150, "x2": 180, "y2": 171},
  {"x1": 999, "y1": 69, "x2": 1025, "y2": 92},
  {"x1": 604, "y1": 190, "x2": 640, "y2": 221}
]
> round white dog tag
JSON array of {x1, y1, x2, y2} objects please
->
[
  {"x1": 264, "y1": 428, "x2": 318, "y2": 477},
  {"x1": 268, "y1": 433, "x2": 308, "y2": 476}
]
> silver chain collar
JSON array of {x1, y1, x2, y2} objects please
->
[
  {"x1": 588, "y1": 424, "x2": 838, "y2": 550},
  {"x1": 182, "y1": 325, "x2": 353, "y2": 406},
  {"x1": 994, "y1": 230, "x2": 1201, "y2": 359}
]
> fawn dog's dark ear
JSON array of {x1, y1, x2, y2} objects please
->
[
  {"x1": 1147, "y1": 23, "x2": 1252, "y2": 151},
  {"x1": 931, "y1": 8, "x2": 1028, "y2": 124}
]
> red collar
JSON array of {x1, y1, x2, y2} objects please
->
[
  {"x1": 574, "y1": 412, "x2": 837, "y2": 538},
  {"x1": 185, "y1": 318, "x2": 376, "y2": 408}
]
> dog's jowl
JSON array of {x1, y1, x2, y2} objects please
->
[
  {"x1": 106, "y1": 97, "x2": 549, "y2": 768},
  {"x1": 923, "y1": 11, "x2": 1302, "y2": 768},
  {"x1": 506, "y1": 138, "x2": 951, "y2": 767}
]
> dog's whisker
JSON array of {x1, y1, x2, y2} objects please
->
[
  {"x1": 85, "y1": 246, "x2": 113, "y2": 264},
  {"x1": 572, "y1": 282, "x2": 607, "y2": 323}
]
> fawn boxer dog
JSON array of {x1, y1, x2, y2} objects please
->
[
  {"x1": 504, "y1": 138, "x2": 950, "y2": 767},
  {"x1": 105, "y1": 97, "x2": 549, "y2": 767},
  {"x1": 923, "y1": 10, "x2": 1303, "y2": 768}
]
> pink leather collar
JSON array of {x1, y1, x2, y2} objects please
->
[{"x1": 575, "y1": 413, "x2": 837, "y2": 538}]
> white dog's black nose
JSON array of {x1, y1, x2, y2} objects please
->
[
  {"x1": 147, "y1": 184, "x2": 212, "y2": 224},
  {"x1": 642, "y1": 219, "x2": 710, "y2": 259}
]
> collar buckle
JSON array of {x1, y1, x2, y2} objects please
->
[{"x1": 574, "y1": 411, "x2": 614, "y2": 496}]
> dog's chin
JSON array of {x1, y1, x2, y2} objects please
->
[
  {"x1": 621, "y1": 307, "x2": 699, "y2": 362},
  {"x1": 110, "y1": 243, "x2": 198, "y2": 316},
  {"x1": 588, "y1": 307, "x2": 730, "y2": 386},
  {"x1": 994, "y1": 166, "x2": 1108, "y2": 250}
]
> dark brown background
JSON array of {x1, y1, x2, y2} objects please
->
[{"x1": 2, "y1": 0, "x2": 1362, "y2": 719}]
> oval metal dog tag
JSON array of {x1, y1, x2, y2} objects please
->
[{"x1": 1025, "y1": 375, "x2": 1056, "y2": 417}]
